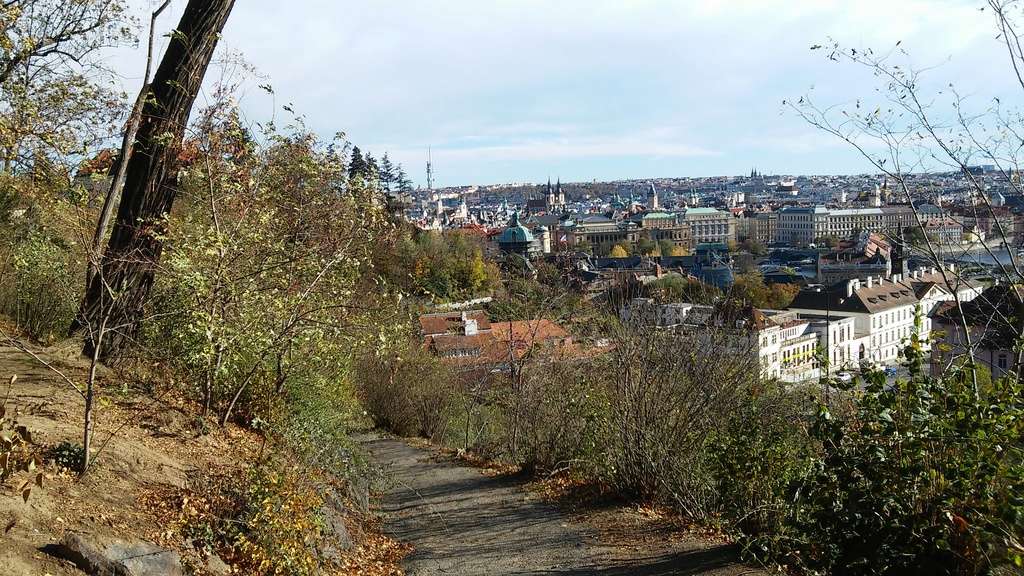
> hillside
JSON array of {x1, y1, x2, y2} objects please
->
[{"x1": 0, "y1": 334, "x2": 402, "y2": 575}]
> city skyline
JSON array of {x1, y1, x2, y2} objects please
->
[{"x1": 114, "y1": 0, "x2": 1016, "y2": 187}]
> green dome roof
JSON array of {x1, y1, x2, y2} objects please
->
[{"x1": 499, "y1": 212, "x2": 534, "y2": 244}]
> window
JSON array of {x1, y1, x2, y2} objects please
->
[{"x1": 998, "y1": 355, "x2": 1008, "y2": 370}]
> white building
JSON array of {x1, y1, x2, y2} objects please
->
[
  {"x1": 775, "y1": 205, "x2": 918, "y2": 247},
  {"x1": 620, "y1": 265, "x2": 984, "y2": 380},
  {"x1": 786, "y1": 272, "x2": 966, "y2": 367}
]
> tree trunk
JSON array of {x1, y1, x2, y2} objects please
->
[
  {"x1": 85, "y1": 0, "x2": 172, "y2": 290},
  {"x1": 86, "y1": 86, "x2": 147, "y2": 288},
  {"x1": 72, "y1": 0, "x2": 236, "y2": 360}
]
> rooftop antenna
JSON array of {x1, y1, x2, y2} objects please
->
[{"x1": 426, "y1": 146, "x2": 434, "y2": 191}]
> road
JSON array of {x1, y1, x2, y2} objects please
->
[{"x1": 359, "y1": 434, "x2": 768, "y2": 576}]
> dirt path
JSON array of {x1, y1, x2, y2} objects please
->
[{"x1": 360, "y1": 434, "x2": 768, "y2": 576}]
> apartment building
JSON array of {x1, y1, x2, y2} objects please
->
[
  {"x1": 682, "y1": 207, "x2": 735, "y2": 245},
  {"x1": 788, "y1": 275, "x2": 930, "y2": 366},
  {"x1": 775, "y1": 205, "x2": 918, "y2": 246}
]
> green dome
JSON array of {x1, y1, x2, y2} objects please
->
[{"x1": 499, "y1": 212, "x2": 534, "y2": 244}]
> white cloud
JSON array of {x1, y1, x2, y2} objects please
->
[
  {"x1": 376, "y1": 126, "x2": 717, "y2": 164},
  {"x1": 112, "y1": 0, "x2": 1016, "y2": 184}
]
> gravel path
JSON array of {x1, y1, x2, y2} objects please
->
[{"x1": 359, "y1": 434, "x2": 768, "y2": 576}]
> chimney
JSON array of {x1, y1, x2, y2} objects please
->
[
  {"x1": 867, "y1": 276, "x2": 874, "y2": 288},
  {"x1": 462, "y1": 312, "x2": 478, "y2": 336},
  {"x1": 847, "y1": 279, "x2": 858, "y2": 297}
]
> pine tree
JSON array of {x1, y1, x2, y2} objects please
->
[
  {"x1": 348, "y1": 145, "x2": 366, "y2": 180},
  {"x1": 379, "y1": 152, "x2": 395, "y2": 192},
  {"x1": 364, "y1": 152, "x2": 379, "y2": 185},
  {"x1": 395, "y1": 164, "x2": 413, "y2": 192}
]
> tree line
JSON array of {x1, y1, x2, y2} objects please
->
[{"x1": 347, "y1": 145, "x2": 414, "y2": 193}]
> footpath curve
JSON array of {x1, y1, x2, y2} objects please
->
[{"x1": 359, "y1": 434, "x2": 768, "y2": 576}]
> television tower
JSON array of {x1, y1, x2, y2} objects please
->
[{"x1": 426, "y1": 146, "x2": 434, "y2": 191}]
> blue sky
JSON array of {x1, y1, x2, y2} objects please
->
[{"x1": 113, "y1": 0, "x2": 1016, "y2": 187}]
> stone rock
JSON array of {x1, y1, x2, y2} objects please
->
[
  {"x1": 55, "y1": 532, "x2": 183, "y2": 576},
  {"x1": 347, "y1": 478, "x2": 370, "y2": 515},
  {"x1": 205, "y1": 552, "x2": 231, "y2": 576},
  {"x1": 316, "y1": 489, "x2": 355, "y2": 565},
  {"x1": 321, "y1": 489, "x2": 353, "y2": 553}
]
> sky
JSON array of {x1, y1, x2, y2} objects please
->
[{"x1": 108, "y1": 0, "x2": 1018, "y2": 187}]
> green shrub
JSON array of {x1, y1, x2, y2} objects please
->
[
  {"x1": 230, "y1": 465, "x2": 323, "y2": 576},
  {"x1": 0, "y1": 229, "x2": 83, "y2": 341},
  {"x1": 772, "y1": 343, "x2": 1024, "y2": 575},
  {"x1": 48, "y1": 441, "x2": 86, "y2": 472},
  {"x1": 179, "y1": 461, "x2": 327, "y2": 576},
  {"x1": 710, "y1": 382, "x2": 813, "y2": 539},
  {"x1": 355, "y1": 337, "x2": 456, "y2": 439}
]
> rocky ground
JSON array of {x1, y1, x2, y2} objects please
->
[{"x1": 361, "y1": 433, "x2": 770, "y2": 576}]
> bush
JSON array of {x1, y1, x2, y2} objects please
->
[
  {"x1": 48, "y1": 441, "x2": 86, "y2": 472},
  {"x1": 773, "y1": 347, "x2": 1024, "y2": 575},
  {"x1": 0, "y1": 228, "x2": 83, "y2": 341},
  {"x1": 229, "y1": 465, "x2": 323, "y2": 576},
  {"x1": 601, "y1": 323, "x2": 763, "y2": 518},
  {"x1": 178, "y1": 461, "x2": 329, "y2": 576},
  {"x1": 355, "y1": 337, "x2": 456, "y2": 440},
  {"x1": 710, "y1": 382, "x2": 813, "y2": 539},
  {"x1": 507, "y1": 355, "x2": 611, "y2": 473}
]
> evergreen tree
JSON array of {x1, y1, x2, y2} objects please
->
[
  {"x1": 379, "y1": 152, "x2": 395, "y2": 192},
  {"x1": 364, "y1": 152, "x2": 379, "y2": 185},
  {"x1": 348, "y1": 145, "x2": 366, "y2": 180},
  {"x1": 395, "y1": 164, "x2": 413, "y2": 192}
]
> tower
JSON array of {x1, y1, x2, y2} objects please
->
[
  {"x1": 426, "y1": 146, "x2": 434, "y2": 192},
  {"x1": 538, "y1": 226, "x2": 551, "y2": 254},
  {"x1": 892, "y1": 225, "x2": 908, "y2": 278},
  {"x1": 546, "y1": 178, "x2": 555, "y2": 208},
  {"x1": 647, "y1": 182, "x2": 659, "y2": 210},
  {"x1": 556, "y1": 178, "x2": 565, "y2": 207},
  {"x1": 872, "y1": 184, "x2": 882, "y2": 208}
]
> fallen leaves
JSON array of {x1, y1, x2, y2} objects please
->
[{"x1": 337, "y1": 530, "x2": 410, "y2": 576}]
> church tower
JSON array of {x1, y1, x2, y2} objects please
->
[
  {"x1": 892, "y1": 225, "x2": 908, "y2": 278},
  {"x1": 647, "y1": 182, "x2": 660, "y2": 210},
  {"x1": 556, "y1": 179, "x2": 565, "y2": 207}
]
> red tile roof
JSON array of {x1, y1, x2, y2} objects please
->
[{"x1": 419, "y1": 310, "x2": 492, "y2": 336}]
